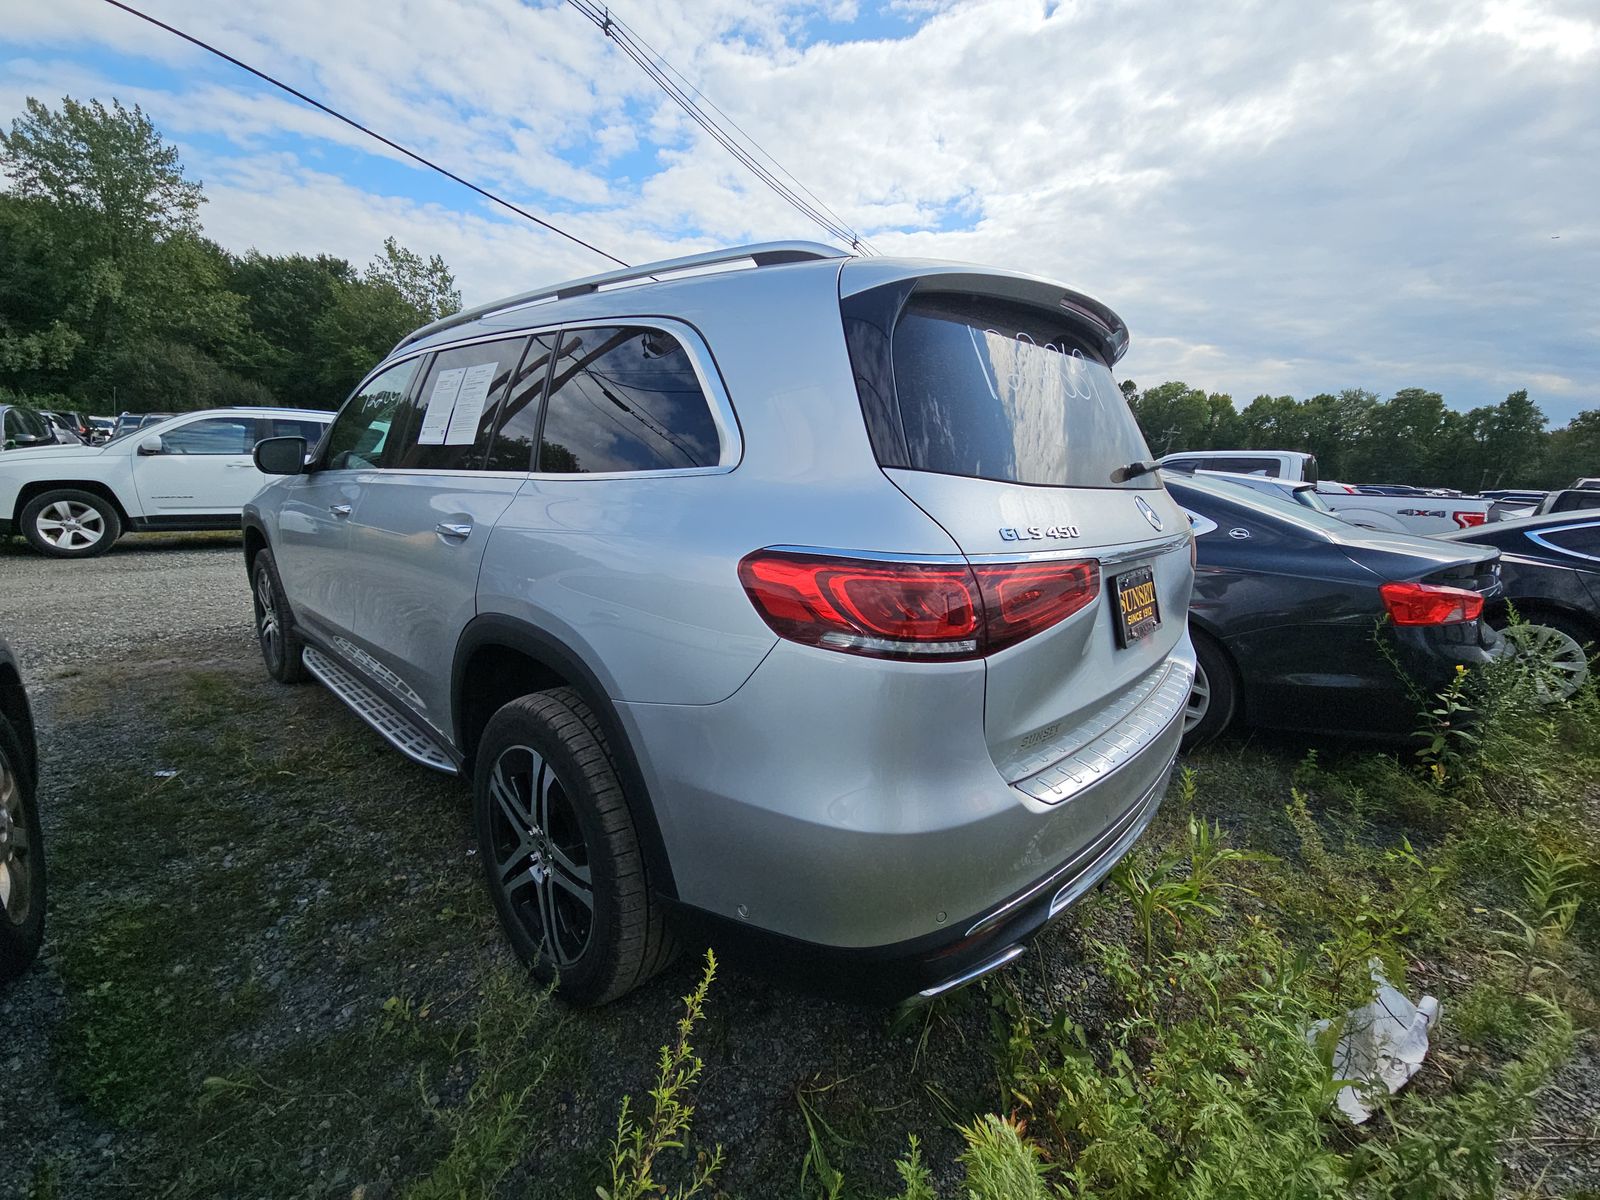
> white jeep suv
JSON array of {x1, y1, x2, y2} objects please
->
[{"x1": 0, "y1": 407, "x2": 331, "y2": 557}]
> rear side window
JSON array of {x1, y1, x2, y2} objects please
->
[
  {"x1": 266, "y1": 417, "x2": 331, "y2": 444},
  {"x1": 538, "y1": 326, "x2": 720, "y2": 474},
  {"x1": 390, "y1": 338, "x2": 529, "y2": 471},
  {"x1": 324, "y1": 359, "x2": 418, "y2": 470},
  {"x1": 1531, "y1": 522, "x2": 1600, "y2": 560},
  {"x1": 851, "y1": 291, "x2": 1153, "y2": 489},
  {"x1": 485, "y1": 334, "x2": 560, "y2": 472},
  {"x1": 1206, "y1": 457, "x2": 1283, "y2": 476}
]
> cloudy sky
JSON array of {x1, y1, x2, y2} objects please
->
[{"x1": 3, "y1": 0, "x2": 1597, "y2": 423}]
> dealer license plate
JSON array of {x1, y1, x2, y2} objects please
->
[{"x1": 1113, "y1": 565, "x2": 1161, "y2": 647}]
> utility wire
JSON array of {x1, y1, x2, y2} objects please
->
[
  {"x1": 565, "y1": 0, "x2": 872, "y2": 253},
  {"x1": 98, "y1": 0, "x2": 630, "y2": 267},
  {"x1": 602, "y1": 7, "x2": 876, "y2": 254}
]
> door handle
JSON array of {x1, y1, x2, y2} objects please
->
[
  {"x1": 225, "y1": 462, "x2": 255, "y2": 469},
  {"x1": 435, "y1": 521, "x2": 473, "y2": 540},
  {"x1": 330, "y1": 504, "x2": 353, "y2": 518}
]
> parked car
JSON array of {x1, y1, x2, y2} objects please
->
[
  {"x1": 1321, "y1": 486, "x2": 1492, "y2": 535},
  {"x1": 0, "y1": 408, "x2": 332, "y2": 557},
  {"x1": 38, "y1": 412, "x2": 87, "y2": 445},
  {"x1": 87, "y1": 416, "x2": 115, "y2": 444},
  {"x1": 107, "y1": 411, "x2": 174, "y2": 442},
  {"x1": 0, "y1": 634, "x2": 43, "y2": 984},
  {"x1": 1573, "y1": 478, "x2": 1600, "y2": 491},
  {"x1": 244, "y1": 241, "x2": 1196, "y2": 1004},
  {"x1": 1160, "y1": 449, "x2": 1319, "y2": 482},
  {"x1": 1440, "y1": 512, "x2": 1600, "y2": 699},
  {"x1": 1, "y1": 404, "x2": 73, "y2": 451},
  {"x1": 1535, "y1": 489, "x2": 1600, "y2": 516},
  {"x1": 1175, "y1": 468, "x2": 1411, "y2": 533},
  {"x1": 1168, "y1": 473, "x2": 1503, "y2": 747}
]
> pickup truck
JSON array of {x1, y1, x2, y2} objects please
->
[
  {"x1": 0, "y1": 407, "x2": 330, "y2": 558},
  {"x1": 1157, "y1": 448, "x2": 1492, "y2": 535}
]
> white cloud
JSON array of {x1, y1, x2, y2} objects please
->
[{"x1": 3, "y1": 0, "x2": 1597, "y2": 420}]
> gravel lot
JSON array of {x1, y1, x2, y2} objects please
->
[
  {"x1": 0, "y1": 532, "x2": 254, "y2": 676},
  {"x1": 3, "y1": 535, "x2": 1595, "y2": 1198}
]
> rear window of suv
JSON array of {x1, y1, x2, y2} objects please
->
[{"x1": 846, "y1": 290, "x2": 1154, "y2": 489}]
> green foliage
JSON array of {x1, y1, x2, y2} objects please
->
[
  {"x1": 600, "y1": 951, "x2": 724, "y2": 1200},
  {"x1": 0, "y1": 95, "x2": 460, "y2": 412}
]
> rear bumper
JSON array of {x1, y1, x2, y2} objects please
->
[
  {"x1": 620, "y1": 639, "x2": 1189, "y2": 989},
  {"x1": 667, "y1": 749, "x2": 1176, "y2": 1001}
]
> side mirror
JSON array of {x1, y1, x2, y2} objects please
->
[
  {"x1": 254, "y1": 436, "x2": 307, "y2": 476},
  {"x1": 137, "y1": 435, "x2": 164, "y2": 456}
]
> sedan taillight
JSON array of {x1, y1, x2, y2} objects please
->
[
  {"x1": 1379, "y1": 581, "x2": 1484, "y2": 626},
  {"x1": 738, "y1": 550, "x2": 1100, "y2": 660}
]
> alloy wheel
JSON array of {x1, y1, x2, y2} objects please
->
[
  {"x1": 0, "y1": 749, "x2": 32, "y2": 927},
  {"x1": 486, "y1": 745, "x2": 594, "y2": 967},
  {"x1": 33, "y1": 499, "x2": 105, "y2": 551},
  {"x1": 255, "y1": 567, "x2": 281, "y2": 665},
  {"x1": 1505, "y1": 622, "x2": 1591, "y2": 702},
  {"x1": 1184, "y1": 661, "x2": 1212, "y2": 733}
]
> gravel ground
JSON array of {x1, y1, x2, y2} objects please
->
[
  {"x1": 0, "y1": 532, "x2": 253, "y2": 677},
  {"x1": 3, "y1": 536, "x2": 1595, "y2": 1197}
]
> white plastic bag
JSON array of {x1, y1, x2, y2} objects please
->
[{"x1": 1307, "y1": 958, "x2": 1441, "y2": 1123}]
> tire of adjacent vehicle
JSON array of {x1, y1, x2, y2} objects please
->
[
  {"x1": 1500, "y1": 611, "x2": 1594, "y2": 702},
  {"x1": 20, "y1": 488, "x2": 120, "y2": 559},
  {"x1": 0, "y1": 713, "x2": 46, "y2": 984},
  {"x1": 251, "y1": 549, "x2": 308, "y2": 684},
  {"x1": 1182, "y1": 629, "x2": 1239, "y2": 751},
  {"x1": 473, "y1": 687, "x2": 674, "y2": 1006}
]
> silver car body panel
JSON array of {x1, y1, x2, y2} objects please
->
[{"x1": 253, "y1": 246, "x2": 1194, "y2": 961}]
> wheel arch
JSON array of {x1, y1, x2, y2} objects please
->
[
  {"x1": 1186, "y1": 617, "x2": 1248, "y2": 722},
  {"x1": 1497, "y1": 595, "x2": 1600, "y2": 643},
  {"x1": 452, "y1": 614, "x2": 678, "y2": 899},
  {"x1": 14, "y1": 479, "x2": 132, "y2": 527},
  {"x1": 0, "y1": 662, "x2": 38, "y2": 793}
]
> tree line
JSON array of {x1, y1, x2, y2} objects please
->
[
  {"x1": 0, "y1": 96, "x2": 460, "y2": 417},
  {"x1": 2, "y1": 95, "x2": 1593, "y2": 491},
  {"x1": 1123, "y1": 381, "x2": 1597, "y2": 492}
]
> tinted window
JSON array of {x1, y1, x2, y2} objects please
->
[
  {"x1": 160, "y1": 417, "x2": 254, "y2": 455},
  {"x1": 4, "y1": 408, "x2": 50, "y2": 444},
  {"x1": 1163, "y1": 459, "x2": 1201, "y2": 472},
  {"x1": 323, "y1": 359, "x2": 418, "y2": 470},
  {"x1": 1550, "y1": 491, "x2": 1600, "y2": 513},
  {"x1": 266, "y1": 417, "x2": 331, "y2": 444},
  {"x1": 485, "y1": 334, "x2": 560, "y2": 472},
  {"x1": 1207, "y1": 457, "x2": 1282, "y2": 476},
  {"x1": 391, "y1": 338, "x2": 529, "y2": 472},
  {"x1": 886, "y1": 295, "x2": 1152, "y2": 488},
  {"x1": 538, "y1": 327, "x2": 720, "y2": 474},
  {"x1": 1534, "y1": 522, "x2": 1600, "y2": 559}
]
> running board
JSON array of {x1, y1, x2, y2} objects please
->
[{"x1": 302, "y1": 646, "x2": 458, "y2": 775}]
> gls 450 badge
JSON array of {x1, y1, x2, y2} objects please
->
[{"x1": 999, "y1": 524, "x2": 1081, "y2": 541}]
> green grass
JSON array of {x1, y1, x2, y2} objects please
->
[{"x1": 22, "y1": 643, "x2": 1600, "y2": 1199}]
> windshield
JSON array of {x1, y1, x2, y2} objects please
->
[{"x1": 847, "y1": 290, "x2": 1153, "y2": 489}]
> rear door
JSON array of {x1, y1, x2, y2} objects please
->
[
  {"x1": 840, "y1": 273, "x2": 1193, "y2": 778},
  {"x1": 338, "y1": 334, "x2": 547, "y2": 737}
]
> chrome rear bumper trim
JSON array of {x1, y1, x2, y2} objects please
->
[
  {"x1": 916, "y1": 943, "x2": 1027, "y2": 1000},
  {"x1": 1010, "y1": 658, "x2": 1194, "y2": 805}
]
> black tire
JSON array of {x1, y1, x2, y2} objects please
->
[
  {"x1": 251, "y1": 549, "x2": 308, "y2": 684},
  {"x1": 473, "y1": 687, "x2": 674, "y2": 1006},
  {"x1": 0, "y1": 714, "x2": 45, "y2": 983},
  {"x1": 1182, "y1": 628, "x2": 1239, "y2": 751},
  {"x1": 20, "y1": 488, "x2": 120, "y2": 558}
]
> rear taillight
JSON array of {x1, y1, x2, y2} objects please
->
[
  {"x1": 1379, "y1": 581, "x2": 1484, "y2": 626},
  {"x1": 738, "y1": 550, "x2": 1100, "y2": 660},
  {"x1": 1453, "y1": 511, "x2": 1487, "y2": 529}
]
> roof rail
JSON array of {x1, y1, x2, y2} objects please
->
[{"x1": 393, "y1": 240, "x2": 851, "y2": 352}]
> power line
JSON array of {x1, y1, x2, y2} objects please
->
[
  {"x1": 564, "y1": 1, "x2": 873, "y2": 254},
  {"x1": 98, "y1": 0, "x2": 629, "y2": 268},
  {"x1": 602, "y1": 7, "x2": 875, "y2": 254}
]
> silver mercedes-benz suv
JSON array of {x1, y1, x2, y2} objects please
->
[{"x1": 244, "y1": 242, "x2": 1196, "y2": 1005}]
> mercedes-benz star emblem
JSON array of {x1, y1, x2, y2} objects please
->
[{"x1": 1136, "y1": 496, "x2": 1164, "y2": 532}]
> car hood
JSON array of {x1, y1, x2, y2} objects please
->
[{"x1": 0, "y1": 444, "x2": 107, "y2": 463}]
